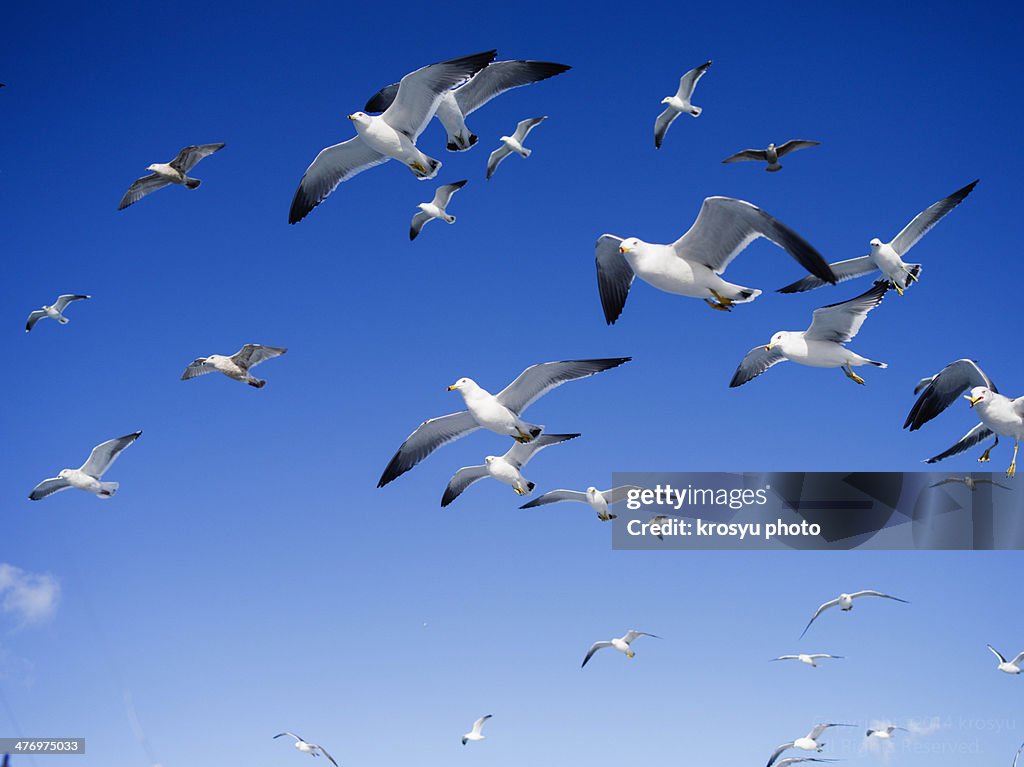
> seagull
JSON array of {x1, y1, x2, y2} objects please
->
[
  {"x1": 865, "y1": 725, "x2": 907, "y2": 740},
  {"x1": 181, "y1": 344, "x2": 287, "y2": 388},
  {"x1": 987, "y1": 645, "x2": 1024, "y2": 674},
  {"x1": 595, "y1": 197, "x2": 835, "y2": 323},
  {"x1": 365, "y1": 59, "x2": 571, "y2": 152},
  {"x1": 118, "y1": 144, "x2": 225, "y2": 210},
  {"x1": 779, "y1": 180, "x2": 978, "y2": 295},
  {"x1": 410, "y1": 180, "x2": 466, "y2": 240},
  {"x1": 904, "y1": 360, "x2": 1023, "y2": 478},
  {"x1": 730, "y1": 282, "x2": 889, "y2": 388},
  {"x1": 25, "y1": 294, "x2": 90, "y2": 332},
  {"x1": 519, "y1": 485, "x2": 641, "y2": 520},
  {"x1": 773, "y1": 760, "x2": 838, "y2": 767},
  {"x1": 486, "y1": 117, "x2": 546, "y2": 179},
  {"x1": 28, "y1": 431, "x2": 142, "y2": 501},
  {"x1": 800, "y1": 590, "x2": 908, "y2": 638},
  {"x1": 289, "y1": 51, "x2": 495, "y2": 224},
  {"x1": 654, "y1": 61, "x2": 711, "y2": 149},
  {"x1": 722, "y1": 140, "x2": 820, "y2": 172},
  {"x1": 581, "y1": 630, "x2": 659, "y2": 667},
  {"x1": 273, "y1": 733, "x2": 338, "y2": 766},
  {"x1": 767, "y1": 724, "x2": 856, "y2": 767},
  {"x1": 649, "y1": 514, "x2": 672, "y2": 539},
  {"x1": 1015, "y1": 742, "x2": 1024, "y2": 767},
  {"x1": 771, "y1": 654, "x2": 843, "y2": 668},
  {"x1": 441, "y1": 433, "x2": 579, "y2": 506},
  {"x1": 377, "y1": 358, "x2": 630, "y2": 487},
  {"x1": 930, "y1": 476, "x2": 1011, "y2": 491},
  {"x1": 462, "y1": 715, "x2": 492, "y2": 745}
]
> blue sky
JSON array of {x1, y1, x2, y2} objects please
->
[{"x1": 2, "y1": 0, "x2": 1023, "y2": 765}]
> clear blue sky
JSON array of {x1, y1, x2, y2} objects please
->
[{"x1": 2, "y1": 1, "x2": 1023, "y2": 765}]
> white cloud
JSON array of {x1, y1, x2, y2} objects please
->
[{"x1": 0, "y1": 563, "x2": 60, "y2": 625}]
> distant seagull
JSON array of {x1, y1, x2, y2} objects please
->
[
  {"x1": 722, "y1": 140, "x2": 820, "y2": 172},
  {"x1": 772, "y1": 654, "x2": 843, "y2": 668},
  {"x1": 118, "y1": 144, "x2": 225, "y2": 210},
  {"x1": 904, "y1": 359, "x2": 1022, "y2": 477},
  {"x1": 377, "y1": 358, "x2": 630, "y2": 487},
  {"x1": 987, "y1": 645, "x2": 1024, "y2": 674},
  {"x1": 29, "y1": 431, "x2": 142, "y2": 501},
  {"x1": 1015, "y1": 742, "x2": 1024, "y2": 767},
  {"x1": 800, "y1": 589, "x2": 908, "y2": 638},
  {"x1": 365, "y1": 59, "x2": 571, "y2": 151},
  {"x1": 180, "y1": 344, "x2": 287, "y2": 388},
  {"x1": 410, "y1": 180, "x2": 466, "y2": 240},
  {"x1": 442, "y1": 433, "x2": 579, "y2": 506},
  {"x1": 25, "y1": 294, "x2": 90, "y2": 332},
  {"x1": 595, "y1": 197, "x2": 835, "y2": 323},
  {"x1": 654, "y1": 60, "x2": 711, "y2": 149},
  {"x1": 649, "y1": 514, "x2": 672, "y2": 539},
  {"x1": 581, "y1": 630, "x2": 659, "y2": 668},
  {"x1": 767, "y1": 724, "x2": 856, "y2": 767},
  {"x1": 288, "y1": 51, "x2": 495, "y2": 224},
  {"x1": 866, "y1": 725, "x2": 907, "y2": 740},
  {"x1": 486, "y1": 116, "x2": 546, "y2": 179},
  {"x1": 462, "y1": 715, "x2": 492, "y2": 745},
  {"x1": 930, "y1": 476, "x2": 1011, "y2": 491},
  {"x1": 730, "y1": 282, "x2": 889, "y2": 388},
  {"x1": 273, "y1": 733, "x2": 338, "y2": 766},
  {"x1": 520, "y1": 485, "x2": 641, "y2": 521},
  {"x1": 773, "y1": 760, "x2": 838, "y2": 767},
  {"x1": 779, "y1": 180, "x2": 978, "y2": 295}
]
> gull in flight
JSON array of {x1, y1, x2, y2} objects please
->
[
  {"x1": 800, "y1": 589, "x2": 908, "y2": 637},
  {"x1": 25, "y1": 294, "x2": 90, "y2": 332},
  {"x1": 364, "y1": 59, "x2": 570, "y2": 151},
  {"x1": 779, "y1": 180, "x2": 978, "y2": 295},
  {"x1": 595, "y1": 197, "x2": 835, "y2": 323},
  {"x1": 722, "y1": 140, "x2": 820, "y2": 172},
  {"x1": 519, "y1": 485, "x2": 642, "y2": 521},
  {"x1": 654, "y1": 60, "x2": 711, "y2": 149},
  {"x1": 866, "y1": 725, "x2": 907, "y2": 740},
  {"x1": 766, "y1": 724, "x2": 856, "y2": 766},
  {"x1": 730, "y1": 282, "x2": 889, "y2": 388},
  {"x1": 377, "y1": 358, "x2": 630, "y2": 487},
  {"x1": 441, "y1": 433, "x2": 579, "y2": 507},
  {"x1": 773, "y1": 760, "x2": 838, "y2": 767},
  {"x1": 1015, "y1": 744, "x2": 1024, "y2": 767},
  {"x1": 462, "y1": 714, "x2": 492, "y2": 745},
  {"x1": 771, "y1": 654, "x2": 843, "y2": 668},
  {"x1": 904, "y1": 359, "x2": 1023, "y2": 478},
  {"x1": 180, "y1": 344, "x2": 287, "y2": 388},
  {"x1": 581, "y1": 630, "x2": 659, "y2": 668},
  {"x1": 987, "y1": 645, "x2": 1024, "y2": 674},
  {"x1": 486, "y1": 116, "x2": 546, "y2": 179},
  {"x1": 930, "y1": 476, "x2": 1011, "y2": 491},
  {"x1": 410, "y1": 180, "x2": 466, "y2": 240},
  {"x1": 118, "y1": 144, "x2": 225, "y2": 210},
  {"x1": 273, "y1": 733, "x2": 339, "y2": 766},
  {"x1": 29, "y1": 431, "x2": 142, "y2": 501}
]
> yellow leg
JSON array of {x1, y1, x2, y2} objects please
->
[
  {"x1": 979, "y1": 436, "x2": 998, "y2": 463},
  {"x1": 904, "y1": 268, "x2": 919, "y2": 283},
  {"x1": 410, "y1": 161, "x2": 427, "y2": 174},
  {"x1": 514, "y1": 427, "x2": 532, "y2": 444},
  {"x1": 704, "y1": 289, "x2": 734, "y2": 312},
  {"x1": 1008, "y1": 441, "x2": 1019, "y2": 479},
  {"x1": 843, "y1": 364, "x2": 865, "y2": 385},
  {"x1": 892, "y1": 281, "x2": 904, "y2": 297}
]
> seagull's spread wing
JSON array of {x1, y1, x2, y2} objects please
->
[
  {"x1": 772, "y1": 655, "x2": 800, "y2": 661},
  {"x1": 170, "y1": 143, "x2": 225, "y2": 173},
  {"x1": 410, "y1": 210, "x2": 432, "y2": 241},
  {"x1": 890, "y1": 180, "x2": 978, "y2": 256},
  {"x1": 288, "y1": 138, "x2": 389, "y2": 224},
  {"x1": 767, "y1": 742, "x2": 796, "y2": 767},
  {"x1": 432, "y1": 179, "x2": 467, "y2": 208},
  {"x1": 722, "y1": 149, "x2": 768, "y2": 163},
  {"x1": 181, "y1": 358, "x2": 216, "y2": 380},
  {"x1": 503, "y1": 433, "x2": 579, "y2": 469},
  {"x1": 653, "y1": 108, "x2": 679, "y2": 149},
  {"x1": 378, "y1": 411, "x2": 481, "y2": 487},
  {"x1": 28, "y1": 477, "x2": 72, "y2": 500},
  {"x1": 594, "y1": 234, "x2": 635, "y2": 325},
  {"x1": 601, "y1": 485, "x2": 642, "y2": 504},
  {"x1": 274, "y1": 733, "x2": 304, "y2": 743},
  {"x1": 316, "y1": 745, "x2": 340, "y2": 767},
  {"x1": 800, "y1": 598, "x2": 841, "y2": 637},
  {"x1": 777, "y1": 256, "x2": 878, "y2": 293},
  {"x1": 231, "y1": 344, "x2": 287, "y2": 370},
  {"x1": 848, "y1": 590, "x2": 909, "y2": 603},
  {"x1": 25, "y1": 309, "x2": 46, "y2": 332},
  {"x1": 79, "y1": 432, "x2": 142, "y2": 478},
  {"x1": 775, "y1": 140, "x2": 820, "y2": 157},
  {"x1": 364, "y1": 82, "x2": 401, "y2": 113},
  {"x1": 440, "y1": 464, "x2": 489, "y2": 507},
  {"x1": 729, "y1": 345, "x2": 786, "y2": 388},
  {"x1": 804, "y1": 282, "x2": 888, "y2": 344},
  {"x1": 925, "y1": 423, "x2": 995, "y2": 464},
  {"x1": 988, "y1": 645, "x2": 1008, "y2": 663},
  {"x1": 454, "y1": 60, "x2": 571, "y2": 116},
  {"x1": 118, "y1": 173, "x2": 172, "y2": 210},
  {"x1": 471, "y1": 715, "x2": 492, "y2": 735},
  {"x1": 519, "y1": 489, "x2": 589, "y2": 508},
  {"x1": 904, "y1": 359, "x2": 996, "y2": 431},
  {"x1": 511, "y1": 116, "x2": 546, "y2": 143},
  {"x1": 1011, "y1": 651, "x2": 1024, "y2": 666},
  {"x1": 486, "y1": 145, "x2": 513, "y2": 179},
  {"x1": 622, "y1": 630, "x2": 659, "y2": 644},
  {"x1": 581, "y1": 640, "x2": 613, "y2": 667},
  {"x1": 496, "y1": 358, "x2": 630, "y2": 415},
  {"x1": 53, "y1": 294, "x2": 90, "y2": 311},
  {"x1": 676, "y1": 60, "x2": 711, "y2": 100},
  {"x1": 808, "y1": 723, "x2": 853, "y2": 739}
]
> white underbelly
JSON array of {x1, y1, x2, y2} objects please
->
[
  {"x1": 784, "y1": 340, "x2": 852, "y2": 368},
  {"x1": 630, "y1": 254, "x2": 708, "y2": 297}
]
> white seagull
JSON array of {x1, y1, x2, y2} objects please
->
[
  {"x1": 519, "y1": 485, "x2": 642, "y2": 521},
  {"x1": 595, "y1": 197, "x2": 836, "y2": 323},
  {"x1": 930, "y1": 476, "x2": 1010, "y2": 491},
  {"x1": 730, "y1": 282, "x2": 890, "y2": 388},
  {"x1": 180, "y1": 344, "x2": 287, "y2": 388},
  {"x1": 771, "y1": 654, "x2": 843, "y2": 668},
  {"x1": 866, "y1": 725, "x2": 907, "y2": 740},
  {"x1": 767, "y1": 724, "x2": 856, "y2": 767},
  {"x1": 462, "y1": 715, "x2": 492, "y2": 745},
  {"x1": 377, "y1": 358, "x2": 630, "y2": 487},
  {"x1": 780, "y1": 180, "x2": 978, "y2": 295},
  {"x1": 118, "y1": 143, "x2": 225, "y2": 210},
  {"x1": 722, "y1": 140, "x2": 820, "y2": 172},
  {"x1": 288, "y1": 50, "x2": 495, "y2": 224},
  {"x1": 25, "y1": 294, "x2": 90, "y2": 332},
  {"x1": 486, "y1": 116, "x2": 546, "y2": 179},
  {"x1": 987, "y1": 645, "x2": 1024, "y2": 674},
  {"x1": 410, "y1": 180, "x2": 466, "y2": 240},
  {"x1": 273, "y1": 733, "x2": 338, "y2": 766},
  {"x1": 581, "y1": 630, "x2": 659, "y2": 668},
  {"x1": 800, "y1": 589, "x2": 908, "y2": 638},
  {"x1": 441, "y1": 433, "x2": 579, "y2": 506},
  {"x1": 654, "y1": 60, "x2": 711, "y2": 149},
  {"x1": 29, "y1": 431, "x2": 142, "y2": 501},
  {"x1": 773, "y1": 760, "x2": 838, "y2": 767}
]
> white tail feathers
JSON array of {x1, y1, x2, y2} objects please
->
[
  {"x1": 690, "y1": 105, "x2": 703, "y2": 117},
  {"x1": 58, "y1": 316, "x2": 70, "y2": 324},
  {"x1": 185, "y1": 178, "x2": 201, "y2": 189},
  {"x1": 868, "y1": 360, "x2": 888, "y2": 368},
  {"x1": 520, "y1": 147, "x2": 532, "y2": 158},
  {"x1": 445, "y1": 214, "x2": 456, "y2": 224},
  {"x1": 97, "y1": 481, "x2": 119, "y2": 498}
]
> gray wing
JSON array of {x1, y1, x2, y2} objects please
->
[
  {"x1": 622, "y1": 629, "x2": 659, "y2": 643},
  {"x1": 653, "y1": 107, "x2": 679, "y2": 149},
  {"x1": 924, "y1": 423, "x2": 995, "y2": 464},
  {"x1": 410, "y1": 210, "x2": 432, "y2": 241},
  {"x1": 118, "y1": 173, "x2": 172, "y2": 209},
  {"x1": 800, "y1": 599, "x2": 841, "y2": 638},
  {"x1": 777, "y1": 255, "x2": 877, "y2": 293},
  {"x1": 180, "y1": 357, "x2": 216, "y2": 380},
  {"x1": 722, "y1": 149, "x2": 768, "y2": 163},
  {"x1": 28, "y1": 477, "x2": 72, "y2": 501},
  {"x1": 729, "y1": 346, "x2": 786, "y2": 388},
  {"x1": 316, "y1": 747, "x2": 339, "y2": 767},
  {"x1": 673, "y1": 197, "x2": 836, "y2": 285},
  {"x1": 767, "y1": 743, "x2": 796, "y2": 767},
  {"x1": 52, "y1": 294, "x2": 90, "y2": 311},
  {"x1": 804, "y1": 282, "x2": 889, "y2": 343},
  {"x1": 169, "y1": 143, "x2": 225, "y2": 173},
  {"x1": 378, "y1": 411, "x2": 481, "y2": 487},
  {"x1": 440, "y1": 464, "x2": 489, "y2": 507},
  {"x1": 503, "y1": 433, "x2": 579, "y2": 469},
  {"x1": 519, "y1": 489, "x2": 589, "y2": 508},
  {"x1": 273, "y1": 733, "x2": 304, "y2": 742},
  {"x1": 453, "y1": 60, "x2": 571, "y2": 116},
  {"x1": 79, "y1": 431, "x2": 142, "y2": 478},
  {"x1": 364, "y1": 82, "x2": 401, "y2": 113},
  {"x1": 289, "y1": 138, "x2": 389, "y2": 224},
  {"x1": 432, "y1": 179, "x2": 467, "y2": 207},
  {"x1": 904, "y1": 359, "x2": 996, "y2": 431},
  {"x1": 848, "y1": 590, "x2": 909, "y2": 603},
  {"x1": 890, "y1": 180, "x2": 978, "y2": 256},
  {"x1": 775, "y1": 140, "x2": 821, "y2": 157},
  {"x1": 231, "y1": 344, "x2": 287, "y2": 370},
  {"x1": 601, "y1": 485, "x2": 643, "y2": 504},
  {"x1": 1016, "y1": 743, "x2": 1024, "y2": 767},
  {"x1": 486, "y1": 145, "x2": 513, "y2": 179},
  {"x1": 581, "y1": 640, "x2": 613, "y2": 668},
  {"x1": 496, "y1": 358, "x2": 631, "y2": 415},
  {"x1": 511, "y1": 116, "x2": 546, "y2": 143},
  {"x1": 675, "y1": 60, "x2": 712, "y2": 100},
  {"x1": 595, "y1": 234, "x2": 635, "y2": 325},
  {"x1": 25, "y1": 309, "x2": 46, "y2": 332}
]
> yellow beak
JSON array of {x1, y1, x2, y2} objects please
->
[
  {"x1": 619, "y1": 245, "x2": 629, "y2": 255},
  {"x1": 347, "y1": 114, "x2": 355, "y2": 120},
  {"x1": 764, "y1": 344, "x2": 775, "y2": 352},
  {"x1": 447, "y1": 385, "x2": 458, "y2": 391},
  {"x1": 964, "y1": 394, "x2": 983, "y2": 407}
]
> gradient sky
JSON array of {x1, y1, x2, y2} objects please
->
[{"x1": 2, "y1": 1, "x2": 1023, "y2": 765}]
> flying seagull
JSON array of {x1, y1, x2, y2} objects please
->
[
  {"x1": 904, "y1": 359, "x2": 1022, "y2": 478},
  {"x1": 779, "y1": 180, "x2": 978, "y2": 295},
  {"x1": 771, "y1": 654, "x2": 843, "y2": 668},
  {"x1": 766, "y1": 724, "x2": 856, "y2": 767},
  {"x1": 29, "y1": 431, "x2": 142, "y2": 501},
  {"x1": 773, "y1": 760, "x2": 838, "y2": 767},
  {"x1": 730, "y1": 282, "x2": 889, "y2": 388},
  {"x1": 462, "y1": 715, "x2": 492, "y2": 745},
  {"x1": 180, "y1": 344, "x2": 287, "y2": 388},
  {"x1": 987, "y1": 645, "x2": 1024, "y2": 674},
  {"x1": 722, "y1": 140, "x2": 820, "y2": 172},
  {"x1": 519, "y1": 485, "x2": 641, "y2": 521},
  {"x1": 273, "y1": 733, "x2": 339, "y2": 766},
  {"x1": 25, "y1": 294, "x2": 90, "y2": 332},
  {"x1": 118, "y1": 144, "x2": 225, "y2": 210},
  {"x1": 866, "y1": 725, "x2": 907, "y2": 740},
  {"x1": 288, "y1": 50, "x2": 495, "y2": 224},
  {"x1": 930, "y1": 476, "x2": 1011, "y2": 491},
  {"x1": 442, "y1": 433, "x2": 579, "y2": 506},
  {"x1": 1015, "y1": 744, "x2": 1024, "y2": 767},
  {"x1": 486, "y1": 116, "x2": 546, "y2": 179},
  {"x1": 365, "y1": 59, "x2": 571, "y2": 152},
  {"x1": 595, "y1": 197, "x2": 835, "y2": 323},
  {"x1": 410, "y1": 180, "x2": 466, "y2": 240},
  {"x1": 654, "y1": 60, "x2": 711, "y2": 149},
  {"x1": 581, "y1": 630, "x2": 659, "y2": 668},
  {"x1": 377, "y1": 358, "x2": 630, "y2": 487},
  {"x1": 800, "y1": 590, "x2": 908, "y2": 638}
]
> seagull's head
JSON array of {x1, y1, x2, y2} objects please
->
[
  {"x1": 348, "y1": 111, "x2": 371, "y2": 127},
  {"x1": 57, "y1": 469, "x2": 71, "y2": 480},
  {"x1": 764, "y1": 331, "x2": 788, "y2": 351},
  {"x1": 484, "y1": 456, "x2": 496, "y2": 464},
  {"x1": 618, "y1": 237, "x2": 642, "y2": 256},
  {"x1": 448, "y1": 377, "x2": 475, "y2": 393},
  {"x1": 965, "y1": 385, "x2": 991, "y2": 407},
  {"x1": 146, "y1": 163, "x2": 160, "y2": 172},
  {"x1": 586, "y1": 486, "x2": 599, "y2": 495},
  {"x1": 767, "y1": 143, "x2": 776, "y2": 149},
  {"x1": 869, "y1": 237, "x2": 883, "y2": 249}
]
